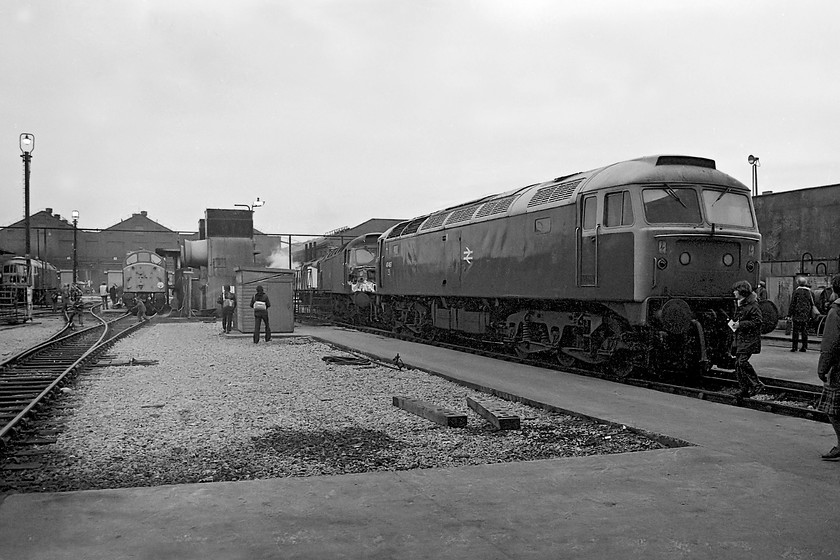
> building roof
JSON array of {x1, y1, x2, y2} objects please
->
[{"x1": 103, "y1": 211, "x2": 175, "y2": 233}]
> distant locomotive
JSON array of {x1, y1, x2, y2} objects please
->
[
  {"x1": 121, "y1": 249, "x2": 168, "y2": 313},
  {"x1": 296, "y1": 233, "x2": 380, "y2": 319},
  {"x1": 301, "y1": 155, "x2": 778, "y2": 378},
  {"x1": 0, "y1": 255, "x2": 60, "y2": 306}
]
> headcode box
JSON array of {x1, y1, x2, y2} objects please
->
[{"x1": 234, "y1": 267, "x2": 295, "y2": 333}]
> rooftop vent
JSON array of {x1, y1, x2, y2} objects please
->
[{"x1": 655, "y1": 156, "x2": 715, "y2": 169}]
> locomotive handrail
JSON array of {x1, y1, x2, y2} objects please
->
[
  {"x1": 816, "y1": 262, "x2": 827, "y2": 276},
  {"x1": 575, "y1": 226, "x2": 581, "y2": 287},
  {"x1": 651, "y1": 257, "x2": 658, "y2": 289},
  {"x1": 594, "y1": 223, "x2": 600, "y2": 286}
]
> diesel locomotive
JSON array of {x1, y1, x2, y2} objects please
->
[
  {"x1": 0, "y1": 255, "x2": 60, "y2": 306},
  {"x1": 122, "y1": 249, "x2": 169, "y2": 313},
  {"x1": 302, "y1": 155, "x2": 778, "y2": 377},
  {"x1": 297, "y1": 233, "x2": 380, "y2": 319}
]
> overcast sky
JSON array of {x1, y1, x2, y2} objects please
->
[{"x1": 2, "y1": 1, "x2": 838, "y2": 238}]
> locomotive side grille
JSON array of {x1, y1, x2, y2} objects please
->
[
  {"x1": 475, "y1": 195, "x2": 516, "y2": 218},
  {"x1": 420, "y1": 212, "x2": 449, "y2": 231},
  {"x1": 527, "y1": 179, "x2": 583, "y2": 208},
  {"x1": 445, "y1": 203, "x2": 483, "y2": 225},
  {"x1": 399, "y1": 217, "x2": 428, "y2": 236}
]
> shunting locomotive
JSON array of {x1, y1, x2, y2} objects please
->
[{"x1": 302, "y1": 155, "x2": 778, "y2": 378}]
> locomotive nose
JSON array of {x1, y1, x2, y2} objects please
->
[{"x1": 657, "y1": 298, "x2": 693, "y2": 334}]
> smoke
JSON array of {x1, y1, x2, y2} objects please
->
[{"x1": 267, "y1": 245, "x2": 286, "y2": 269}]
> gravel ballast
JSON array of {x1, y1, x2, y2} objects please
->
[
  {"x1": 0, "y1": 315, "x2": 66, "y2": 359},
  {"x1": 7, "y1": 322, "x2": 673, "y2": 492}
]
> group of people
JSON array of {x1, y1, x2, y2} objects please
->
[
  {"x1": 98, "y1": 282, "x2": 119, "y2": 309},
  {"x1": 733, "y1": 275, "x2": 840, "y2": 462},
  {"x1": 59, "y1": 284, "x2": 85, "y2": 328},
  {"x1": 216, "y1": 284, "x2": 272, "y2": 343}
]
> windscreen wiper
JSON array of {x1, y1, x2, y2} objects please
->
[
  {"x1": 712, "y1": 187, "x2": 731, "y2": 206},
  {"x1": 664, "y1": 185, "x2": 687, "y2": 208}
]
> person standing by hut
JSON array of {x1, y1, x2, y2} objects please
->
[
  {"x1": 250, "y1": 284, "x2": 271, "y2": 343},
  {"x1": 217, "y1": 286, "x2": 237, "y2": 334}
]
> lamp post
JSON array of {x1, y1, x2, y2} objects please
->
[
  {"x1": 747, "y1": 154, "x2": 760, "y2": 197},
  {"x1": 19, "y1": 133, "x2": 34, "y2": 259},
  {"x1": 234, "y1": 197, "x2": 265, "y2": 212},
  {"x1": 72, "y1": 210, "x2": 79, "y2": 284}
]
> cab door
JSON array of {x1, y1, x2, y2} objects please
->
[{"x1": 577, "y1": 195, "x2": 599, "y2": 286}]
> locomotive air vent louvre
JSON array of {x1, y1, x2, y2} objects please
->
[
  {"x1": 399, "y1": 216, "x2": 428, "y2": 236},
  {"x1": 475, "y1": 195, "x2": 516, "y2": 218},
  {"x1": 445, "y1": 203, "x2": 483, "y2": 225},
  {"x1": 526, "y1": 179, "x2": 583, "y2": 208},
  {"x1": 419, "y1": 212, "x2": 449, "y2": 231}
]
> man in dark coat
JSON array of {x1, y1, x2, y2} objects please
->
[
  {"x1": 756, "y1": 281, "x2": 768, "y2": 301},
  {"x1": 217, "y1": 286, "x2": 237, "y2": 334},
  {"x1": 817, "y1": 274, "x2": 840, "y2": 460},
  {"x1": 789, "y1": 276, "x2": 815, "y2": 352},
  {"x1": 730, "y1": 280, "x2": 764, "y2": 398},
  {"x1": 249, "y1": 284, "x2": 271, "y2": 343}
]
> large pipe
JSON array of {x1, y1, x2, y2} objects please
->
[{"x1": 181, "y1": 240, "x2": 208, "y2": 268}]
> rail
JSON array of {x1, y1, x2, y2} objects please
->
[{"x1": 0, "y1": 309, "x2": 142, "y2": 445}]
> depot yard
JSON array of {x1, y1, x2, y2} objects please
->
[{"x1": 4, "y1": 322, "x2": 667, "y2": 493}]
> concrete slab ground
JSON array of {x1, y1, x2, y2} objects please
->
[{"x1": 1, "y1": 325, "x2": 839, "y2": 559}]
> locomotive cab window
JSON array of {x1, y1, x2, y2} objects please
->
[
  {"x1": 604, "y1": 191, "x2": 634, "y2": 227},
  {"x1": 702, "y1": 189, "x2": 754, "y2": 227},
  {"x1": 642, "y1": 187, "x2": 701, "y2": 224},
  {"x1": 352, "y1": 248, "x2": 376, "y2": 265},
  {"x1": 582, "y1": 196, "x2": 597, "y2": 230}
]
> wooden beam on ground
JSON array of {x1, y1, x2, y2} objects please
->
[
  {"x1": 466, "y1": 397, "x2": 521, "y2": 430},
  {"x1": 392, "y1": 396, "x2": 467, "y2": 427}
]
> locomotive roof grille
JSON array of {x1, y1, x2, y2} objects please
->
[
  {"x1": 420, "y1": 212, "x2": 449, "y2": 231},
  {"x1": 526, "y1": 179, "x2": 583, "y2": 208},
  {"x1": 655, "y1": 156, "x2": 716, "y2": 169},
  {"x1": 386, "y1": 221, "x2": 411, "y2": 238},
  {"x1": 445, "y1": 203, "x2": 483, "y2": 225},
  {"x1": 399, "y1": 216, "x2": 427, "y2": 236},
  {"x1": 474, "y1": 195, "x2": 516, "y2": 218}
]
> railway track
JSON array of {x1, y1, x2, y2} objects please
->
[
  {"x1": 0, "y1": 310, "x2": 144, "y2": 448},
  {"x1": 301, "y1": 317, "x2": 828, "y2": 424}
]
